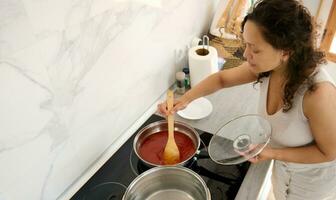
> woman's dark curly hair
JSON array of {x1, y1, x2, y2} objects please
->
[{"x1": 241, "y1": 0, "x2": 326, "y2": 112}]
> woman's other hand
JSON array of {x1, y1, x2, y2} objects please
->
[{"x1": 248, "y1": 146, "x2": 274, "y2": 163}]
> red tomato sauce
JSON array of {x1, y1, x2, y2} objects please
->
[{"x1": 139, "y1": 131, "x2": 196, "y2": 165}]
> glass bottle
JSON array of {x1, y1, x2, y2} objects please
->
[
  {"x1": 176, "y1": 71, "x2": 186, "y2": 94},
  {"x1": 182, "y1": 67, "x2": 190, "y2": 89}
]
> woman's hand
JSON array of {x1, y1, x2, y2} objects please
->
[
  {"x1": 157, "y1": 95, "x2": 191, "y2": 116},
  {"x1": 248, "y1": 146, "x2": 274, "y2": 164}
]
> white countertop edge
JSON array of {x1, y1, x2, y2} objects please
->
[
  {"x1": 235, "y1": 160, "x2": 273, "y2": 200},
  {"x1": 256, "y1": 160, "x2": 274, "y2": 200},
  {"x1": 57, "y1": 95, "x2": 165, "y2": 200}
]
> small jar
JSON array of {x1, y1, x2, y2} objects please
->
[
  {"x1": 182, "y1": 67, "x2": 190, "y2": 89},
  {"x1": 176, "y1": 71, "x2": 186, "y2": 94}
]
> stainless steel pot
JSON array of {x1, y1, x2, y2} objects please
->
[
  {"x1": 122, "y1": 166, "x2": 211, "y2": 200},
  {"x1": 133, "y1": 120, "x2": 200, "y2": 167}
]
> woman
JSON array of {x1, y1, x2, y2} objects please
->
[{"x1": 158, "y1": 0, "x2": 336, "y2": 199}]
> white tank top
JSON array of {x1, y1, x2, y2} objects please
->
[{"x1": 258, "y1": 67, "x2": 336, "y2": 148}]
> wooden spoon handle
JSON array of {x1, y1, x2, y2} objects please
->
[
  {"x1": 163, "y1": 90, "x2": 180, "y2": 165},
  {"x1": 167, "y1": 90, "x2": 174, "y2": 139}
]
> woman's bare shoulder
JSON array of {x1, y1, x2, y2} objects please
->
[{"x1": 304, "y1": 82, "x2": 336, "y2": 118}]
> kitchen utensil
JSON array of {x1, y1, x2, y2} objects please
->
[
  {"x1": 208, "y1": 114, "x2": 271, "y2": 165},
  {"x1": 163, "y1": 90, "x2": 180, "y2": 164},
  {"x1": 177, "y1": 97, "x2": 213, "y2": 120},
  {"x1": 122, "y1": 166, "x2": 211, "y2": 200},
  {"x1": 133, "y1": 120, "x2": 200, "y2": 168}
]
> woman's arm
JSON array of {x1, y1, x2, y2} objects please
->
[
  {"x1": 183, "y1": 61, "x2": 257, "y2": 101},
  {"x1": 158, "y1": 62, "x2": 258, "y2": 115},
  {"x1": 301, "y1": 82, "x2": 336, "y2": 162}
]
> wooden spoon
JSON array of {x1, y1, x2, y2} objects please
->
[{"x1": 163, "y1": 90, "x2": 180, "y2": 165}]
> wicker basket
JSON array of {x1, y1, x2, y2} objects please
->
[{"x1": 209, "y1": 35, "x2": 245, "y2": 69}]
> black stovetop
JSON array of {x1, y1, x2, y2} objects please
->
[{"x1": 71, "y1": 114, "x2": 250, "y2": 200}]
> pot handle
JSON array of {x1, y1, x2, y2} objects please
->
[
  {"x1": 195, "y1": 149, "x2": 210, "y2": 159},
  {"x1": 195, "y1": 137, "x2": 211, "y2": 159}
]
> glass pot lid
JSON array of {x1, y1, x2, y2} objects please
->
[{"x1": 208, "y1": 114, "x2": 271, "y2": 165}]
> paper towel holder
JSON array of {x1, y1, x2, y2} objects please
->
[{"x1": 196, "y1": 35, "x2": 210, "y2": 56}]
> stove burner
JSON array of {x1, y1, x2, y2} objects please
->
[{"x1": 82, "y1": 182, "x2": 126, "y2": 200}]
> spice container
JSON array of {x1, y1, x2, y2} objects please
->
[
  {"x1": 182, "y1": 67, "x2": 190, "y2": 89},
  {"x1": 176, "y1": 71, "x2": 186, "y2": 94}
]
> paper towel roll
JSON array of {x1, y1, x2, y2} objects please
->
[{"x1": 188, "y1": 45, "x2": 218, "y2": 87}]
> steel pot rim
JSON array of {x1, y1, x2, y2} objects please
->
[
  {"x1": 122, "y1": 166, "x2": 211, "y2": 200},
  {"x1": 133, "y1": 120, "x2": 201, "y2": 167}
]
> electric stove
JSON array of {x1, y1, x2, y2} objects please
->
[{"x1": 71, "y1": 114, "x2": 250, "y2": 200}]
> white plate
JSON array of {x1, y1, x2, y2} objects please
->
[{"x1": 177, "y1": 97, "x2": 213, "y2": 120}]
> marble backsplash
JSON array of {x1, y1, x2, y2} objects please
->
[{"x1": 0, "y1": 0, "x2": 218, "y2": 199}]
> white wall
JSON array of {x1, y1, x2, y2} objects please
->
[
  {"x1": 0, "y1": 0, "x2": 219, "y2": 199},
  {"x1": 324, "y1": 61, "x2": 336, "y2": 81}
]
